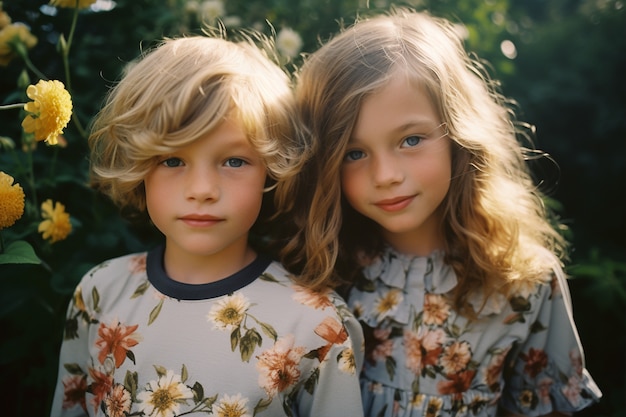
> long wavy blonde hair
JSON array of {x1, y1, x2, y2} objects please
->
[{"x1": 277, "y1": 8, "x2": 567, "y2": 313}]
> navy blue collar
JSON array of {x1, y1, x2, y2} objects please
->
[{"x1": 146, "y1": 245, "x2": 272, "y2": 300}]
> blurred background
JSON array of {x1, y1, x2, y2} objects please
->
[{"x1": 0, "y1": 0, "x2": 623, "y2": 416}]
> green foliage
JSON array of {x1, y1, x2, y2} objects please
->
[{"x1": 0, "y1": 0, "x2": 623, "y2": 416}]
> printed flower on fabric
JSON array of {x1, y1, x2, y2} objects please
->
[
  {"x1": 374, "y1": 289, "x2": 402, "y2": 321},
  {"x1": 338, "y1": 347, "x2": 357, "y2": 375},
  {"x1": 0, "y1": 171, "x2": 25, "y2": 229},
  {"x1": 38, "y1": 199, "x2": 72, "y2": 243},
  {"x1": 313, "y1": 316, "x2": 348, "y2": 362},
  {"x1": 520, "y1": 347, "x2": 548, "y2": 378},
  {"x1": 0, "y1": 23, "x2": 37, "y2": 66},
  {"x1": 136, "y1": 370, "x2": 194, "y2": 417},
  {"x1": 484, "y1": 346, "x2": 511, "y2": 392},
  {"x1": 440, "y1": 341, "x2": 472, "y2": 375},
  {"x1": 518, "y1": 389, "x2": 538, "y2": 410},
  {"x1": 292, "y1": 285, "x2": 333, "y2": 310},
  {"x1": 49, "y1": 0, "x2": 97, "y2": 9},
  {"x1": 22, "y1": 80, "x2": 72, "y2": 145},
  {"x1": 94, "y1": 319, "x2": 141, "y2": 368},
  {"x1": 213, "y1": 393, "x2": 251, "y2": 417},
  {"x1": 128, "y1": 254, "x2": 147, "y2": 274},
  {"x1": 437, "y1": 369, "x2": 477, "y2": 398},
  {"x1": 404, "y1": 328, "x2": 445, "y2": 375},
  {"x1": 88, "y1": 367, "x2": 114, "y2": 414},
  {"x1": 424, "y1": 397, "x2": 444, "y2": 414},
  {"x1": 104, "y1": 384, "x2": 132, "y2": 417},
  {"x1": 208, "y1": 292, "x2": 250, "y2": 330},
  {"x1": 257, "y1": 335, "x2": 305, "y2": 398},
  {"x1": 423, "y1": 293, "x2": 450, "y2": 326},
  {"x1": 537, "y1": 377, "x2": 554, "y2": 406},
  {"x1": 61, "y1": 374, "x2": 87, "y2": 412},
  {"x1": 369, "y1": 327, "x2": 394, "y2": 363}
]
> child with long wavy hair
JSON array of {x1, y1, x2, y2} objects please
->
[
  {"x1": 277, "y1": 8, "x2": 601, "y2": 417},
  {"x1": 49, "y1": 31, "x2": 364, "y2": 417}
]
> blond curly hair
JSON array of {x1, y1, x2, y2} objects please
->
[{"x1": 89, "y1": 31, "x2": 305, "y2": 216}]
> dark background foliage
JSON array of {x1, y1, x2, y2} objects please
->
[{"x1": 0, "y1": 0, "x2": 623, "y2": 416}]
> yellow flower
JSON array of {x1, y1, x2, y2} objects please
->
[
  {"x1": 22, "y1": 80, "x2": 73, "y2": 145},
  {"x1": 0, "y1": 171, "x2": 25, "y2": 230},
  {"x1": 213, "y1": 394, "x2": 250, "y2": 417},
  {"x1": 38, "y1": 199, "x2": 72, "y2": 243},
  {"x1": 207, "y1": 292, "x2": 250, "y2": 330},
  {"x1": 0, "y1": 23, "x2": 38, "y2": 66},
  {"x1": 0, "y1": 10, "x2": 11, "y2": 30},
  {"x1": 136, "y1": 370, "x2": 193, "y2": 417},
  {"x1": 49, "y1": 0, "x2": 97, "y2": 9}
]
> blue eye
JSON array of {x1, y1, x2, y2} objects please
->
[
  {"x1": 225, "y1": 158, "x2": 246, "y2": 168},
  {"x1": 161, "y1": 157, "x2": 183, "y2": 167},
  {"x1": 344, "y1": 150, "x2": 365, "y2": 161},
  {"x1": 402, "y1": 135, "x2": 423, "y2": 148}
]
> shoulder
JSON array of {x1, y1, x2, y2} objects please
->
[
  {"x1": 83, "y1": 251, "x2": 148, "y2": 280},
  {"x1": 251, "y1": 261, "x2": 364, "y2": 373},
  {"x1": 510, "y1": 248, "x2": 568, "y2": 300},
  {"x1": 76, "y1": 251, "x2": 149, "y2": 296},
  {"x1": 258, "y1": 261, "x2": 351, "y2": 309},
  {"x1": 248, "y1": 261, "x2": 360, "y2": 328}
]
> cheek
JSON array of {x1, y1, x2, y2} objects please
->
[
  {"x1": 143, "y1": 172, "x2": 170, "y2": 218},
  {"x1": 419, "y1": 146, "x2": 452, "y2": 187},
  {"x1": 340, "y1": 168, "x2": 367, "y2": 213},
  {"x1": 238, "y1": 173, "x2": 266, "y2": 214}
]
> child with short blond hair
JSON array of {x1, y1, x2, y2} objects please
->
[{"x1": 50, "y1": 32, "x2": 363, "y2": 417}]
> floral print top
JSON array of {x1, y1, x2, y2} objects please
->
[
  {"x1": 50, "y1": 245, "x2": 365, "y2": 417},
  {"x1": 347, "y1": 247, "x2": 602, "y2": 417}
]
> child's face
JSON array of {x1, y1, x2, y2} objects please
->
[
  {"x1": 341, "y1": 73, "x2": 452, "y2": 255},
  {"x1": 144, "y1": 116, "x2": 267, "y2": 267}
]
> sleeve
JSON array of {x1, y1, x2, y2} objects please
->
[
  {"x1": 500, "y1": 266, "x2": 602, "y2": 416},
  {"x1": 294, "y1": 300, "x2": 365, "y2": 417},
  {"x1": 49, "y1": 281, "x2": 94, "y2": 417}
]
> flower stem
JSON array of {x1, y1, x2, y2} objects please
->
[
  {"x1": 0, "y1": 103, "x2": 27, "y2": 110},
  {"x1": 22, "y1": 53, "x2": 48, "y2": 81},
  {"x1": 49, "y1": 146, "x2": 59, "y2": 178},
  {"x1": 61, "y1": 4, "x2": 88, "y2": 139},
  {"x1": 24, "y1": 142, "x2": 38, "y2": 210}
]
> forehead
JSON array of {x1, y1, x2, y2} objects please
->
[{"x1": 352, "y1": 72, "x2": 439, "y2": 141}]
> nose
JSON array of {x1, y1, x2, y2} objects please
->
[
  {"x1": 184, "y1": 166, "x2": 219, "y2": 201},
  {"x1": 371, "y1": 152, "x2": 404, "y2": 187}
]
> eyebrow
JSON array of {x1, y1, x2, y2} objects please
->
[{"x1": 350, "y1": 119, "x2": 437, "y2": 143}]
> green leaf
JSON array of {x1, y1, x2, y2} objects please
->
[
  {"x1": 240, "y1": 328, "x2": 262, "y2": 362},
  {"x1": 147, "y1": 299, "x2": 163, "y2": 325},
  {"x1": 191, "y1": 381, "x2": 204, "y2": 403},
  {"x1": 0, "y1": 241, "x2": 41, "y2": 265},
  {"x1": 230, "y1": 327, "x2": 241, "y2": 352},
  {"x1": 254, "y1": 397, "x2": 273, "y2": 415},
  {"x1": 259, "y1": 321, "x2": 278, "y2": 341}
]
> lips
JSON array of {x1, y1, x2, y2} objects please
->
[
  {"x1": 179, "y1": 214, "x2": 223, "y2": 227},
  {"x1": 374, "y1": 195, "x2": 414, "y2": 212}
]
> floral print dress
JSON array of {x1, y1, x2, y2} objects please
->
[
  {"x1": 50, "y1": 245, "x2": 364, "y2": 417},
  {"x1": 347, "y1": 247, "x2": 601, "y2": 417}
]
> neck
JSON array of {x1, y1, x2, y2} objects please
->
[{"x1": 163, "y1": 243, "x2": 257, "y2": 285}]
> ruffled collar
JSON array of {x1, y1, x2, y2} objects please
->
[
  {"x1": 350, "y1": 246, "x2": 514, "y2": 327},
  {"x1": 350, "y1": 246, "x2": 458, "y2": 327}
]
